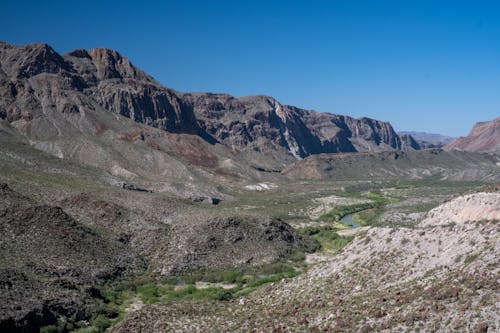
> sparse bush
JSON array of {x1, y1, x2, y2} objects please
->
[
  {"x1": 464, "y1": 252, "x2": 480, "y2": 265},
  {"x1": 40, "y1": 325, "x2": 62, "y2": 333},
  {"x1": 222, "y1": 270, "x2": 243, "y2": 283}
]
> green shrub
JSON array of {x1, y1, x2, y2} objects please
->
[
  {"x1": 299, "y1": 226, "x2": 354, "y2": 253},
  {"x1": 91, "y1": 314, "x2": 112, "y2": 331},
  {"x1": 40, "y1": 325, "x2": 62, "y2": 333},
  {"x1": 72, "y1": 327, "x2": 99, "y2": 333},
  {"x1": 137, "y1": 283, "x2": 160, "y2": 304},
  {"x1": 319, "y1": 191, "x2": 389, "y2": 223}
]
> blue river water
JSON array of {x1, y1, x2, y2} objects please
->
[{"x1": 340, "y1": 214, "x2": 360, "y2": 228}]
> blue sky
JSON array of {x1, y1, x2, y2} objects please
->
[{"x1": 1, "y1": 0, "x2": 499, "y2": 136}]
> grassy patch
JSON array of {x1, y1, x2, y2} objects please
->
[
  {"x1": 353, "y1": 207, "x2": 384, "y2": 225},
  {"x1": 299, "y1": 226, "x2": 354, "y2": 253},
  {"x1": 318, "y1": 191, "x2": 389, "y2": 223}
]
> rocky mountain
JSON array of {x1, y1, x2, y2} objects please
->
[
  {"x1": 0, "y1": 41, "x2": 406, "y2": 168},
  {"x1": 398, "y1": 131, "x2": 454, "y2": 148},
  {"x1": 446, "y1": 116, "x2": 500, "y2": 154},
  {"x1": 188, "y1": 93, "x2": 403, "y2": 158}
]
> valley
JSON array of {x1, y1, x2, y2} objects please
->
[
  {"x1": 0, "y1": 41, "x2": 498, "y2": 333},
  {"x1": 1, "y1": 138, "x2": 497, "y2": 332}
]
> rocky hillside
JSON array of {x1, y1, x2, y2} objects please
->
[
  {"x1": 0, "y1": 179, "x2": 315, "y2": 331},
  {"x1": 282, "y1": 149, "x2": 500, "y2": 181},
  {"x1": 157, "y1": 214, "x2": 317, "y2": 275},
  {"x1": 111, "y1": 191, "x2": 500, "y2": 332},
  {"x1": 0, "y1": 184, "x2": 145, "y2": 332},
  {"x1": 446, "y1": 116, "x2": 500, "y2": 154},
  {"x1": 1, "y1": 41, "x2": 407, "y2": 164}
]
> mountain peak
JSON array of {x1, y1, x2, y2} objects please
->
[
  {"x1": 85, "y1": 47, "x2": 142, "y2": 81},
  {"x1": 0, "y1": 42, "x2": 70, "y2": 79}
]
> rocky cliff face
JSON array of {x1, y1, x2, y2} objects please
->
[
  {"x1": 399, "y1": 134, "x2": 422, "y2": 151},
  {"x1": 0, "y1": 41, "x2": 406, "y2": 160},
  {"x1": 187, "y1": 93, "x2": 402, "y2": 158},
  {"x1": 446, "y1": 117, "x2": 500, "y2": 154}
]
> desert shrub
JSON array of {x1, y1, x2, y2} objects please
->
[
  {"x1": 464, "y1": 252, "x2": 480, "y2": 265},
  {"x1": 40, "y1": 325, "x2": 62, "y2": 333}
]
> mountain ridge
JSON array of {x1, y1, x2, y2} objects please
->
[
  {"x1": 1, "y1": 41, "x2": 409, "y2": 162},
  {"x1": 445, "y1": 116, "x2": 500, "y2": 154}
]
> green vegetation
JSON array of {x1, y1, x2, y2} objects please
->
[
  {"x1": 353, "y1": 206, "x2": 384, "y2": 225},
  {"x1": 319, "y1": 201, "x2": 378, "y2": 222},
  {"x1": 52, "y1": 261, "x2": 302, "y2": 333},
  {"x1": 318, "y1": 190, "x2": 389, "y2": 224},
  {"x1": 299, "y1": 226, "x2": 354, "y2": 253},
  {"x1": 40, "y1": 325, "x2": 62, "y2": 333}
]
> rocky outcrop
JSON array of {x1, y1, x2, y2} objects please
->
[
  {"x1": 1, "y1": 41, "x2": 409, "y2": 161},
  {"x1": 420, "y1": 192, "x2": 500, "y2": 227},
  {"x1": 446, "y1": 117, "x2": 500, "y2": 154},
  {"x1": 399, "y1": 134, "x2": 421, "y2": 151}
]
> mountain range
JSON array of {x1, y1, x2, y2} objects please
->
[
  {"x1": 1, "y1": 41, "x2": 499, "y2": 333},
  {"x1": 1, "y1": 42, "x2": 497, "y2": 164},
  {"x1": 0, "y1": 42, "x2": 406, "y2": 162}
]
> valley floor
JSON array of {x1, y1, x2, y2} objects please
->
[
  {"x1": 1, "y1": 140, "x2": 498, "y2": 333},
  {"x1": 110, "y1": 183, "x2": 500, "y2": 333}
]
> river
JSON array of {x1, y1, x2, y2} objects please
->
[{"x1": 340, "y1": 214, "x2": 360, "y2": 228}]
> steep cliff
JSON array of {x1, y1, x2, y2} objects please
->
[{"x1": 0, "y1": 41, "x2": 408, "y2": 162}]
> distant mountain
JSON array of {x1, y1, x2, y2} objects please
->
[
  {"x1": 445, "y1": 117, "x2": 500, "y2": 154},
  {"x1": 0, "y1": 41, "x2": 409, "y2": 169},
  {"x1": 398, "y1": 131, "x2": 454, "y2": 149}
]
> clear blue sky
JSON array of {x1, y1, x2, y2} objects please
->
[{"x1": 1, "y1": 0, "x2": 499, "y2": 136}]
